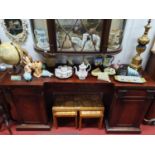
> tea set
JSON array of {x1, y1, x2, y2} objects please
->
[
  {"x1": 55, "y1": 62, "x2": 91, "y2": 80},
  {"x1": 54, "y1": 55, "x2": 115, "y2": 81}
]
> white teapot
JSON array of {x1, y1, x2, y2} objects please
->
[{"x1": 74, "y1": 62, "x2": 91, "y2": 80}]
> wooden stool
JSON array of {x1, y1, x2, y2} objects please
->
[
  {"x1": 53, "y1": 111, "x2": 78, "y2": 129},
  {"x1": 52, "y1": 94, "x2": 104, "y2": 129},
  {"x1": 79, "y1": 110, "x2": 103, "y2": 129}
]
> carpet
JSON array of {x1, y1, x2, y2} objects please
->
[{"x1": 0, "y1": 124, "x2": 155, "y2": 135}]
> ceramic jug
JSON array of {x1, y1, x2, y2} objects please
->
[{"x1": 103, "y1": 55, "x2": 114, "y2": 67}]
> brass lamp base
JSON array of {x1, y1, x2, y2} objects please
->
[
  {"x1": 130, "y1": 20, "x2": 151, "y2": 71},
  {"x1": 130, "y1": 55, "x2": 142, "y2": 70},
  {"x1": 129, "y1": 63, "x2": 142, "y2": 70}
]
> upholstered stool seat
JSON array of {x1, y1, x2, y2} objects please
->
[
  {"x1": 54, "y1": 111, "x2": 77, "y2": 116},
  {"x1": 79, "y1": 110, "x2": 104, "y2": 129}
]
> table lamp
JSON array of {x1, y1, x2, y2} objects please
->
[{"x1": 130, "y1": 19, "x2": 151, "y2": 70}]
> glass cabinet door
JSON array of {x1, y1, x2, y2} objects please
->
[
  {"x1": 31, "y1": 19, "x2": 126, "y2": 55},
  {"x1": 55, "y1": 19, "x2": 103, "y2": 52},
  {"x1": 107, "y1": 19, "x2": 125, "y2": 52},
  {"x1": 32, "y1": 19, "x2": 50, "y2": 51}
]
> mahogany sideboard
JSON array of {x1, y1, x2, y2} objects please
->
[{"x1": 0, "y1": 71, "x2": 155, "y2": 133}]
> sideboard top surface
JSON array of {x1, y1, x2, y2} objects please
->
[{"x1": 0, "y1": 70, "x2": 155, "y2": 89}]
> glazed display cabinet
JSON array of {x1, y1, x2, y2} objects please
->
[{"x1": 31, "y1": 19, "x2": 126, "y2": 55}]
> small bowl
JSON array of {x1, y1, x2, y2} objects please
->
[{"x1": 0, "y1": 65, "x2": 7, "y2": 72}]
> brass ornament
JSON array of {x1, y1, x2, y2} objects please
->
[{"x1": 130, "y1": 19, "x2": 151, "y2": 70}]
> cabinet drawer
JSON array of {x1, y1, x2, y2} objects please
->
[
  {"x1": 9, "y1": 87, "x2": 42, "y2": 96},
  {"x1": 45, "y1": 83, "x2": 113, "y2": 93},
  {"x1": 117, "y1": 89, "x2": 148, "y2": 98}
]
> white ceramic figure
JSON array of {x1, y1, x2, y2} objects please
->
[
  {"x1": 82, "y1": 33, "x2": 100, "y2": 51},
  {"x1": 71, "y1": 37, "x2": 82, "y2": 50},
  {"x1": 74, "y1": 62, "x2": 91, "y2": 80}
]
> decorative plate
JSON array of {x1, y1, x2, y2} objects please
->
[{"x1": 114, "y1": 75, "x2": 146, "y2": 83}]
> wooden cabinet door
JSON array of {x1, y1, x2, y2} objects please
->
[
  {"x1": 109, "y1": 98, "x2": 150, "y2": 127},
  {"x1": 8, "y1": 87, "x2": 48, "y2": 124},
  {"x1": 144, "y1": 99, "x2": 155, "y2": 125},
  {"x1": 108, "y1": 89, "x2": 154, "y2": 128}
]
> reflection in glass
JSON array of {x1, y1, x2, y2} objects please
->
[
  {"x1": 108, "y1": 19, "x2": 125, "y2": 51},
  {"x1": 33, "y1": 20, "x2": 49, "y2": 51},
  {"x1": 56, "y1": 19, "x2": 102, "y2": 52}
]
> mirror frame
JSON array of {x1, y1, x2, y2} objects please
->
[{"x1": 2, "y1": 19, "x2": 28, "y2": 44}]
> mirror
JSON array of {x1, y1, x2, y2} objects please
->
[
  {"x1": 2, "y1": 19, "x2": 28, "y2": 44},
  {"x1": 56, "y1": 19, "x2": 102, "y2": 52}
]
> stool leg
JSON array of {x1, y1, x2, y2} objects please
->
[
  {"x1": 79, "y1": 117, "x2": 82, "y2": 130},
  {"x1": 98, "y1": 116, "x2": 103, "y2": 129},
  {"x1": 53, "y1": 115, "x2": 58, "y2": 129},
  {"x1": 75, "y1": 116, "x2": 78, "y2": 129}
]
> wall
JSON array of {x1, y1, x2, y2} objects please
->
[
  {"x1": 114, "y1": 19, "x2": 155, "y2": 69},
  {"x1": 0, "y1": 19, "x2": 155, "y2": 69}
]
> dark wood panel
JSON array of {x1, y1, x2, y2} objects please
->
[
  {"x1": 1, "y1": 86, "x2": 51, "y2": 130},
  {"x1": 10, "y1": 87, "x2": 48, "y2": 124},
  {"x1": 45, "y1": 83, "x2": 113, "y2": 93},
  {"x1": 109, "y1": 99, "x2": 150, "y2": 127},
  {"x1": 146, "y1": 52, "x2": 155, "y2": 81},
  {"x1": 12, "y1": 95, "x2": 45, "y2": 123},
  {"x1": 145, "y1": 101, "x2": 155, "y2": 119},
  {"x1": 106, "y1": 88, "x2": 154, "y2": 133},
  {"x1": 144, "y1": 52, "x2": 155, "y2": 125}
]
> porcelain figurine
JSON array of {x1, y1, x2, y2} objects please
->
[
  {"x1": 32, "y1": 61, "x2": 43, "y2": 78},
  {"x1": 74, "y1": 62, "x2": 91, "y2": 80},
  {"x1": 97, "y1": 72, "x2": 111, "y2": 82},
  {"x1": 23, "y1": 72, "x2": 32, "y2": 81},
  {"x1": 42, "y1": 70, "x2": 53, "y2": 77},
  {"x1": 127, "y1": 66, "x2": 140, "y2": 76}
]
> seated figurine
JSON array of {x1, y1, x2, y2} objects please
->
[{"x1": 32, "y1": 61, "x2": 43, "y2": 78}]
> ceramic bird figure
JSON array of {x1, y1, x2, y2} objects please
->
[{"x1": 42, "y1": 70, "x2": 53, "y2": 77}]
